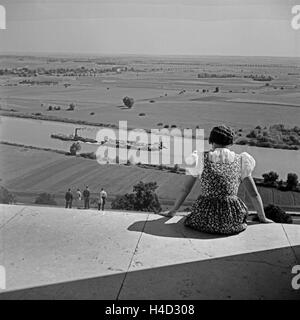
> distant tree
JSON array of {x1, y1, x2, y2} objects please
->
[
  {"x1": 111, "y1": 181, "x2": 161, "y2": 213},
  {"x1": 48, "y1": 105, "x2": 53, "y2": 111},
  {"x1": 70, "y1": 142, "x2": 81, "y2": 155},
  {"x1": 123, "y1": 96, "x2": 134, "y2": 108},
  {"x1": 214, "y1": 87, "x2": 219, "y2": 93},
  {"x1": 262, "y1": 171, "x2": 279, "y2": 187},
  {"x1": 286, "y1": 173, "x2": 298, "y2": 191},
  {"x1": 277, "y1": 179, "x2": 286, "y2": 191}
]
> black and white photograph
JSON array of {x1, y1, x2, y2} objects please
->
[{"x1": 0, "y1": 0, "x2": 300, "y2": 302}]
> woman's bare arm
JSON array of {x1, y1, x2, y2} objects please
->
[
  {"x1": 160, "y1": 175, "x2": 197, "y2": 217},
  {"x1": 242, "y1": 176, "x2": 273, "y2": 223}
]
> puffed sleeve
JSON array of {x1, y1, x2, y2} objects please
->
[
  {"x1": 240, "y1": 152, "x2": 256, "y2": 180},
  {"x1": 185, "y1": 150, "x2": 204, "y2": 177}
]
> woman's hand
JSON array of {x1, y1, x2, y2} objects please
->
[
  {"x1": 259, "y1": 217, "x2": 274, "y2": 223},
  {"x1": 159, "y1": 208, "x2": 177, "y2": 217}
]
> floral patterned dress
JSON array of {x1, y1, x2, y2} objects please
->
[{"x1": 184, "y1": 149, "x2": 255, "y2": 235}]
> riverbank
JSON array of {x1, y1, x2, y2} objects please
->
[{"x1": 2, "y1": 111, "x2": 300, "y2": 151}]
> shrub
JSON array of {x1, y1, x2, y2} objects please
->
[
  {"x1": 123, "y1": 96, "x2": 134, "y2": 108},
  {"x1": 0, "y1": 186, "x2": 15, "y2": 204},
  {"x1": 286, "y1": 173, "x2": 298, "y2": 191},
  {"x1": 111, "y1": 194, "x2": 136, "y2": 211},
  {"x1": 70, "y1": 142, "x2": 81, "y2": 155},
  {"x1": 111, "y1": 181, "x2": 161, "y2": 213},
  {"x1": 277, "y1": 180, "x2": 286, "y2": 191},
  {"x1": 262, "y1": 171, "x2": 279, "y2": 187},
  {"x1": 35, "y1": 193, "x2": 57, "y2": 205},
  {"x1": 264, "y1": 205, "x2": 292, "y2": 224}
]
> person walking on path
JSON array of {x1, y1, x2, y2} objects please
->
[
  {"x1": 65, "y1": 188, "x2": 73, "y2": 209},
  {"x1": 98, "y1": 188, "x2": 107, "y2": 211},
  {"x1": 160, "y1": 125, "x2": 273, "y2": 235},
  {"x1": 76, "y1": 188, "x2": 82, "y2": 208},
  {"x1": 83, "y1": 186, "x2": 90, "y2": 209}
]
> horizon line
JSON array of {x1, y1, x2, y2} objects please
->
[{"x1": 0, "y1": 51, "x2": 300, "y2": 60}]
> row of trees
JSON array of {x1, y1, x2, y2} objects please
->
[
  {"x1": 196, "y1": 73, "x2": 273, "y2": 82},
  {"x1": 261, "y1": 171, "x2": 299, "y2": 192},
  {"x1": 47, "y1": 98, "x2": 133, "y2": 112}
]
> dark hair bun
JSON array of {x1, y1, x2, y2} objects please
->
[{"x1": 209, "y1": 125, "x2": 235, "y2": 146}]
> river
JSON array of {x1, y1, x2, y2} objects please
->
[{"x1": 0, "y1": 116, "x2": 299, "y2": 180}]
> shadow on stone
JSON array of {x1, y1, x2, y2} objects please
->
[
  {"x1": 128, "y1": 216, "x2": 259, "y2": 240},
  {"x1": 0, "y1": 245, "x2": 299, "y2": 300}
]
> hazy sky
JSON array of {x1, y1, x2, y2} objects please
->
[{"x1": 0, "y1": 0, "x2": 299, "y2": 57}]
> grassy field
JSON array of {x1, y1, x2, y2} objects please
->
[
  {"x1": 1, "y1": 55, "x2": 300, "y2": 135},
  {"x1": 1, "y1": 55, "x2": 299, "y2": 210},
  {"x1": 1, "y1": 144, "x2": 299, "y2": 211}
]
